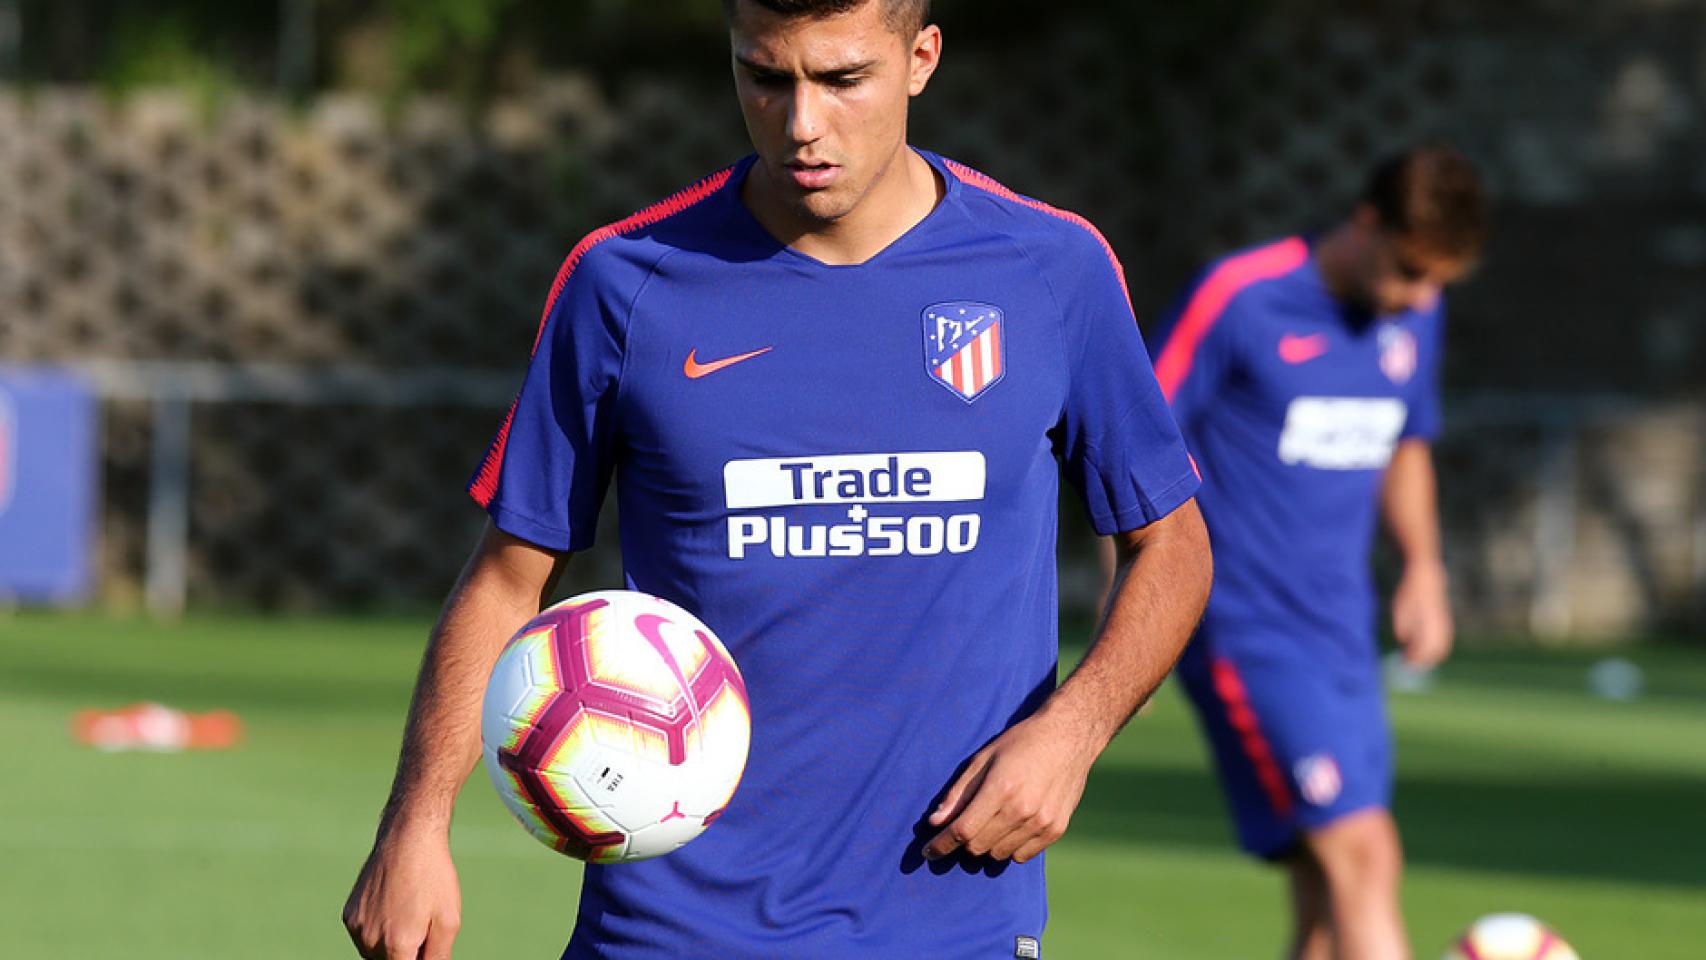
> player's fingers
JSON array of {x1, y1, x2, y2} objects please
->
[
  {"x1": 1424, "y1": 628, "x2": 1453, "y2": 666},
  {"x1": 926, "y1": 805, "x2": 1002, "y2": 861},
  {"x1": 925, "y1": 769, "x2": 1014, "y2": 860},
  {"x1": 1399, "y1": 624, "x2": 1432, "y2": 662},
  {"x1": 928, "y1": 750, "x2": 991, "y2": 827},
  {"x1": 969, "y1": 778, "x2": 1049, "y2": 858},
  {"x1": 420, "y1": 913, "x2": 460, "y2": 960},
  {"x1": 1404, "y1": 640, "x2": 1437, "y2": 668},
  {"x1": 375, "y1": 925, "x2": 427, "y2": 960},
  {"x1": 1401, "y1": 617, "x2": 1446, "y2": 666},
  {"x1": 341, "y1": 909, "x2": 384, "y2": 959},
  {"x1": 985, "y1": 817, "x2": 1037, "y2": 862},
  {"x1": 1392, "y1": 606, "x2": 1418, "y2": 644},
  {"x1": 924, "y1": 780, "x2": 1000, "y2": 859},
  {"x1": 1010, "y1": 829, "x2": 1057, "y2": 864},
  {"x1": 991, "y1": 792, "x2": 1072, "y2": 862}
]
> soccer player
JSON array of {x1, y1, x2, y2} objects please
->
[
  {"x1": 1147, "y1": 147, "x2": 1486, "y2": 959},
  {"x1": 342, "y1": 1, "x2": 1213, "y2": 957}
]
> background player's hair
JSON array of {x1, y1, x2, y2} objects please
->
[
  {"x1": 1363, "y1": 145, "x2": 1488, "y2": 261},
  {"x1": 722, "y1": 0, "x2": 932, "y2": 35}
]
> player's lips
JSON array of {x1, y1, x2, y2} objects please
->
[{"x1": 785, "y1": 160, "x2": 839, "y2": 190}]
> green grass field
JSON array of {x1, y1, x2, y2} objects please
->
[{"x1": 2, "y1": 612, "x2": 1703, "y2": 958}]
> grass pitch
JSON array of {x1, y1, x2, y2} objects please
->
[{"x1": 1, "y1": 612, "x2": 1702, "y2": 958}]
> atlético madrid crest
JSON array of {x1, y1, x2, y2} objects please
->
[
  {"x1": 923, "y1": 301, "x2": 1005, "y2": 403},
  {"x1": 1379, "y1": 325, "x2": 1418, "y2": 385},
  {"x1": 1294, "y1": 752, "x2": 1343, "y2": 807}
]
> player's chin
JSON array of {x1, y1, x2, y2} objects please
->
[{"x1": 785, "y1": 186, "x2": 857, "y2": 223}]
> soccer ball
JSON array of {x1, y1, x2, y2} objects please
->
[
  {"x1": 479, "y1": 589, "x2": 751, "y2": 863},
  {"x1": 1443, "y1": 913, "x2": 1580, "y2": 960}
]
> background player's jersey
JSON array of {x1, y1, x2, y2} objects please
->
[
  {"x1": 1149, "y1": 237, "x2": 1443, "y2": 668},
  {"x1": 472, "y1": 150, "x2": 1198, "y2": 959}
]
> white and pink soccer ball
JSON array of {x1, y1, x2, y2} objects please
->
[
  {"x1": 1443, "y1": 913, "x2": 1580, "y2": 960},
  {"x1": 480, "y1": 590, "x2": 750, "y2": 863}
]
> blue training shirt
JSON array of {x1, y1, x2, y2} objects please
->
[
  {"x1": 1148, "y1": 236, "x2": 1444, "y2": 669},
  {"x1": 470, "y1": 149, "x2": 1199, "y2": 958}
]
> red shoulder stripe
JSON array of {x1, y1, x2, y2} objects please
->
[
  {"x1": 944, "y1": 158, "x2": 1133, "y2": 307},
  {"x1": 470, "y1": 166, "x2": 736, "y2": 509},
  {"x1": 1153, "y1": 237, "x2": 1308, "y2": 402}
]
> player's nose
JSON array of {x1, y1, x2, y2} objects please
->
[
  {"x1": 785, "y1": 83, "x2": 825, "y2": 143},
  {"x1": 1408, "y1": 282, "x2": 1442, "y2": 312}
]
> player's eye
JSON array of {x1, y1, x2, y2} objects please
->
[
  {"x1": 745, "y1": 69, "x2": 790, "y2": 88},
  {"x1": 826, "y1": 75, "x2": 864, "y2": 89}
]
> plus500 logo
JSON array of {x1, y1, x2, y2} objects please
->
[{"x1": 722, "y1": 452, "x2": 984, "y2": 559}]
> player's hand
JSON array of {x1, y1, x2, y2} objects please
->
[
  {"x1": 923, "y1": 712, "x2": 1098, "y2": 864},
  {"x1": 343, "y1": 823, "x2": 462, "y2": 959},
  {"x1": 1393, "y1": 560, "x2": 1453, "y2": 669}
]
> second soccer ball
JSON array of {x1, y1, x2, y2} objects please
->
[{"x1": 1442, "y1": 913, "x2": 1580, "y2": 960}]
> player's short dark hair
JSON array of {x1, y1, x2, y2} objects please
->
[
  {"x1": 722, "y1": 0, "x2": 932, "y2": 36},
  {"x1": 1363, "y1": 145, "x2": 1488, "y2": 260}
]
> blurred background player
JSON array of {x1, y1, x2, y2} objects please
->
[
  {"x1": 343, "y1": 0, "x2": 1212, "y2": 957},
  {"x1": 1143, "y1": 146, "x2": 1487, "y2": 959}
]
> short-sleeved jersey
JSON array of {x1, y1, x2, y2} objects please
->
[
  {"x1": 1148, "y1": 236, "x2": 1444, "y2": 668},
  {"x1": 470, "y1": 150, "x2": 1198, "y2": 958}
]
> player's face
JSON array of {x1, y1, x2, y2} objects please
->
[
  {"x1": 729, "y1": 0, "x2": 940, "y2": 225},
  {"x1": 1358, "y1": 225, "x2": 1473, "y2": 316}
]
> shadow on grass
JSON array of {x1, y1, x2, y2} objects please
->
[{"x1": 1073, "y1": 763, "x2": 1706, "y2": 890}]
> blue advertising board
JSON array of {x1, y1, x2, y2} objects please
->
[{"x1": 0, "y1": 367, "x2": 98, "y2": 603}]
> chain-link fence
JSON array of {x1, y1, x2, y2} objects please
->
[{"x1": 2, "y1": 7, "x2": 1703, "y2": 636}]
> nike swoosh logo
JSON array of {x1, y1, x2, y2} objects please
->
[
  {"x1": 1278, "y1": 332, "x2": 1330, "y2": 365},
  {"x1": 684, "y1": 346, "x2": 773, "y2": 379}
]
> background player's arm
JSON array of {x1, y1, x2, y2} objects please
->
[
  {"x1": 926, "y1": 497, "x2": 1211, "y2": 863},
  {"x1": 1382, "y1": 438, "x2": 1453, "y2": 668},
  {"x1": 343, "y1": 523, "x2": 565, "y2": 960}
]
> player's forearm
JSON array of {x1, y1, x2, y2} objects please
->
[
  {"x1": 1381, "y1": 440, "x2": 1443, "y2": 571},
  {"x1": 1039, "y1": 499, "x2": 1212, "y2": 753},
  {"x1": 378, "y1": 532, "x2": 559, "y2": 837}
]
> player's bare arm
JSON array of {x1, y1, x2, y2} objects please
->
[
  {"x1": 1381, "y1": 438, "x2": 1453, "y2": 668},
  {"x1": 926, "y1": 497, "x2": 1212, "y2": 863},
  {"x1": 343, "y1": 523, "x2": 565, "y2": 960}
]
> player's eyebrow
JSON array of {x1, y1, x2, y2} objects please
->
[
  {"x1": 734, "y1": 54, "x2": 784, "y2": 78},
  {"x1": 734, "y1": 54, "x2": 878, "y2": 82},
  {"x1": 811, "y1": 59, "x2": 877, "y2": 81}
]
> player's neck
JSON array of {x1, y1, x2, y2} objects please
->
[
  {"x1": 1312, "y1": 222, "x2": 1361, "y2": 304},
  {"x1": 745, "y1": 145, "x2": 944, "y2": 266}
]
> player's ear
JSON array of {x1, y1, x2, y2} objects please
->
[
  {"x1": 1350, "y1": 202, "x2": 1383, "y2": 233},
  {"x1": 908, "y1": 24, "x2": 942, "y2": 96}
]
